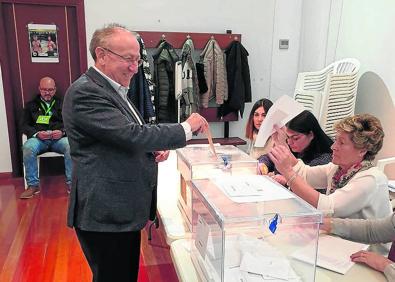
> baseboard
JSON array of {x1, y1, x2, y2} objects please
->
[{"x1": 0, "y1": 172, "x2": 12, "y2": 179}]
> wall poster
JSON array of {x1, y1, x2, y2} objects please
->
[{"x1": 28, "y1": 23, "x2": 59, "y2": 63}]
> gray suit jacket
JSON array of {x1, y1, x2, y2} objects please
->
[{"x1": 63, "y1": 67, "x2": 186, "y2": 232}]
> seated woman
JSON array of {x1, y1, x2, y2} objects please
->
[
  {"x1": 245, "y1": 98, "x2": 273, "y2": 159},
  {"x1": 269, "y1": 113, "x2": 391, "y2": 221},
  {"x1": 321, "y1": 214, "x2": 395, "y2": 281},
  {"x1": 258, "y1": 110, "x2": 333, "y2": 179}
]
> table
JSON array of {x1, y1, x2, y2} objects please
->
[
  {"x1": 170, "y1": 239, "x2": 387, "y2": 282},
  {"x1": 158, "y1": 151, "x2": 387, "y2": 281},
  {"x1": 157, "y1": 150, "x2": 191, "y2": 244}
]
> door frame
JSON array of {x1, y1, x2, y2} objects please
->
[{"x1": 0, "y1": 0, "x2": 87, "y2": 176}]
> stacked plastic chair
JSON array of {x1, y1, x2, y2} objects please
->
[{"x1": 294, "y1": 58, "x2": 360, "y2": 139}]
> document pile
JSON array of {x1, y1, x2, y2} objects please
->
[{"x1": 291, "y1": 234, "x2": 369, "y2": 275}]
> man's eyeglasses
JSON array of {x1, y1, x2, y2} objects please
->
[
  {"x1": 101, "y1": 47, "x2": 143, "y2": 67},
  {"x1": 39, "y1": 88, "x2": 56, "y2": 93}
]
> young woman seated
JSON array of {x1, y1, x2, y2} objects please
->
[
  {"x1": 269, "y1": 113, "x2": 391, "y2": 221},
  {"x1": 245, "y1": 98, "x2": 273, "y2": 159}
]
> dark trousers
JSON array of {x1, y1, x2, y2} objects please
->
[{"x1": 75, "y1": 228, "x2": 141, "y2": 282}]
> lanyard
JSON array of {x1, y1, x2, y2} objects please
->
[{"x1": 40, "y1": 99, "x2": 55, "y2": 116}]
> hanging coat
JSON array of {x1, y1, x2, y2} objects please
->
[
  {"x1": 153, "y1": 41, "x2": 179, "y2": 123},
  {"x1": 219, "y1": 41, "x2": 252, "y2": 118},
  {"x1": 128, "y1": 35, "x2": 156, "y2": 123},
  {"x1": 199, "y1": 38, "x2": 228, "y2": 108},
  {"x1": 180, "y1": 38, "x2": 199, "y2": 121}
]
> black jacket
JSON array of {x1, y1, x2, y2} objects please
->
[
  {"x1": 21, "y1": 95, "x2": 65, "y2": 138},
  {"x1": 219, "y1": 41, "x2": 252, "y2": 118},
  {"x1": 153, "y1": 41, "x2": 179, "y2": 123}
]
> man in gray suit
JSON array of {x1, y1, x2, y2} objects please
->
[{"x1": 62, "y1": 23, "x2": 208, "y2": 282}]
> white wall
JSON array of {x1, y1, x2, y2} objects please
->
[
  {"x1": 298, "y1": 0, "x2": 332, "y2": 72},
  {"x1": 335, "y1": 0, "x2": 395, "y2": 103},
  {"x1": 299, "y1": 0, "x2": 395, "y2": 177},
  {"x1": 0, "y1": 65, "x2": 12, "y2": 173},
  {"x1": 84, "y1": 0, "x2": 278, "y2": 142},
  {"x1": 334, "y1": 0, "x2": 395, "y2": 177},
  {"x1": 1, "y1": 0, "x2": 395, "y2": 175},
  {"x1": 269, "y1": 0, "x2": 302, "y2": 102}
]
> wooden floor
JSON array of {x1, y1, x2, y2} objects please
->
[{"x1": 0, "y1": 175, "x2": 178, "y2": 282}]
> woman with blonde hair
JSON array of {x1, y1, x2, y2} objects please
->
[{"x1": 269, "y1": 114, "x2": 391, "y2": 221}]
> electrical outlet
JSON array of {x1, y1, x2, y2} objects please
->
[{"x1": 279, "y1": 39, "x2": 289, "y2": 49}]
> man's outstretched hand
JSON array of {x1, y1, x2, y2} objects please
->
[{"x1": 185, "y1": 113, "x2": 209, "y2": 134}]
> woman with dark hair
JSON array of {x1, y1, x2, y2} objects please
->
[
  {"x1": 258, "y1": 110, "x2": 333, "y2": 176},
  {"x1": 286, "y1": 110, "x2": 333, "y2": 166},
  {"x1": 245, "y1": 98, "x2": 273, "y2": 159}
]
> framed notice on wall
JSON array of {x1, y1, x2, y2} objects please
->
[{"x1": 28, "y1": 23, "x2": 59, "y2": 63}]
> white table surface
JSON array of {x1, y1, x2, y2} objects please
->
[
  {"x1": 170, "y1": 239, "x2": 387, "y2": 282},
  {"x1": 157, "y1": 150, "x2": 191, "y2": 244}
]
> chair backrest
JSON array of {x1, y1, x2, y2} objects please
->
[
  {"x1": 318, "y1": 58, "x2": 360, "y2": 138},
  {"x1": 293, "y1": 58, "x2": 360, "y2": 139},
  {"x1": 294, "y1": 90, "x2": 322, "y2": 118},
  {"x1": 332, "y1": 58, "x2": 360, "y2": 74},
  {"x1": 376, "y1": 157, "x2": 395, "y2": 210},
  {"x1": 377, "y1": 157, "x2": 395, "y2": 172},
  {"x1": 293, "y1": 65, "x2": 333, "y2": 119}
]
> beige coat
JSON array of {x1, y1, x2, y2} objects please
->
[{"x1": 199, "y1": 39, "x2": 228, "y2": 108}]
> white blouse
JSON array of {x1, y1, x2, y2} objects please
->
[{"x1": 293, "y1": 161, "x2": 392, "y2": 219}]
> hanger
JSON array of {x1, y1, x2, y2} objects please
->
[
  {"x1": 186, "y1": 34, "x2": 191, "y2": 39},
  {"x1": 156, "y1": 34, "x2": 167, "y2": 48},
  {"x1": 234, "y1": 36, "x2": 239, "y2": 41}
]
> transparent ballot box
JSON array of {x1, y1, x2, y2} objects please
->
[
  {"x1": 190, "y1": 176, "x2": 322, "y2": 282},
  {"x1": 176, "y1": 145, "x2": 258, "y2": 231}
]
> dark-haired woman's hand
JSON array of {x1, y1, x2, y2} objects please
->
[
  {"x1": 268, "y1": 145, "x2": 298, "y2": 179},
  {"x1": 272, "y1": 124, "x2": 288, "y2": 147}
]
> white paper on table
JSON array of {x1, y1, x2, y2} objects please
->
[
  {"x1": 240, "y1": 252, "x2": 290, "y2": 280},
  {"x1": 212, "y1": 175, "x2": 295, "y2": 202},
  {"x1": 255, "y1": 95, "x2": 305, "y2": 147},
  {"x1": 291, "y1": 234, "x2": 369, "y2": 275}
]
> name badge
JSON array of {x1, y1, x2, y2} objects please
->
[{"x1": 36, "y1": 115, "x2": 51, "y2": 124}]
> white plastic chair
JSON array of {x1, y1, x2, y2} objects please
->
[
  {"x1": 294, "y1": 64, "x2": 333, "y2": 118},
  {"x1": 294, "y1": 58, "x2": 360, "y2": 139},
  {"x1": 377, "y1": 157, "x2": 395, "y2": 210},
  {"x1": 22, "y1": 134, "x2": 63, "y2": 188}
]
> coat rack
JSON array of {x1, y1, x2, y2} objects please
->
[
  {"x1": 136, "y1": 30, "x2": 245, "y2": 146},
  {"x1": 135, "y1": 31, "x2": 241, "y2": 49}
]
